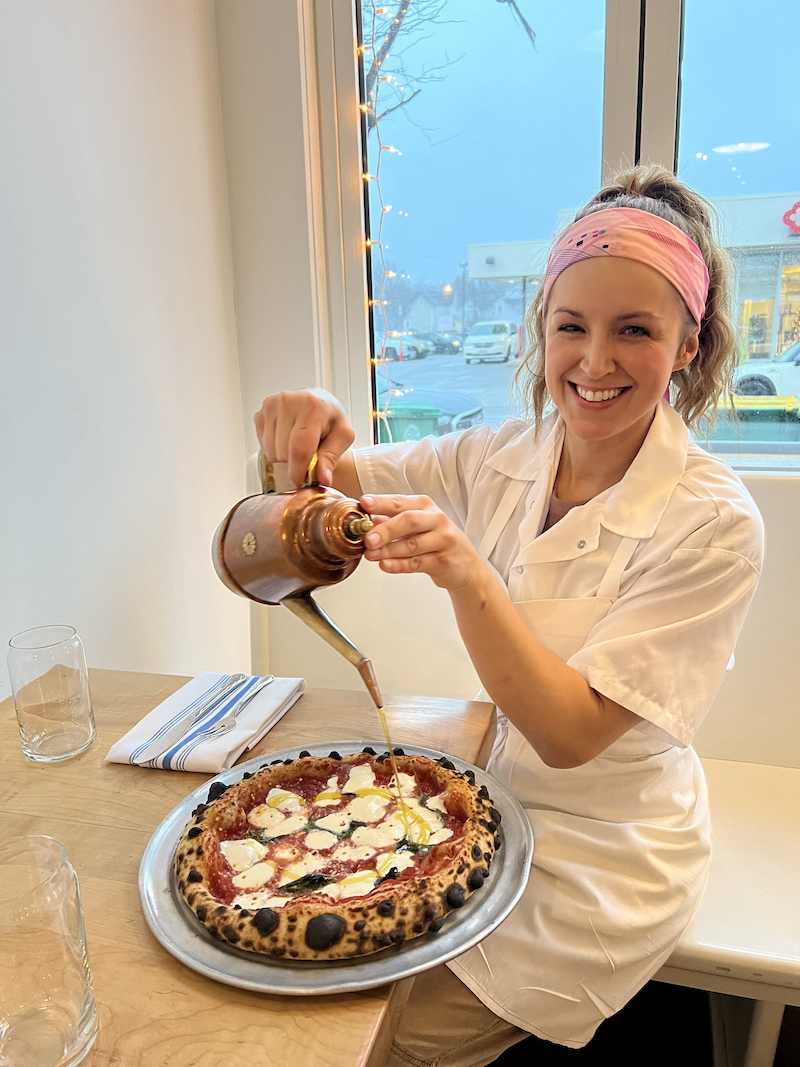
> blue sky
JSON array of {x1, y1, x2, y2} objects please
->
[{"x1": 365, "y1": 0, "x2": 797, "y2": 285}]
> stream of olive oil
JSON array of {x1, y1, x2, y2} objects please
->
[{"x1": 377, "y1": 705, "x2": 422, "y2": 841}]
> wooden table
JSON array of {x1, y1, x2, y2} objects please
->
[{"x1": 0, "y1": 669, "x2": 494, "y2": 1067}]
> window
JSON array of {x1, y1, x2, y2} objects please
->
[
  {"x1": 357, "y1": 0, "x2": 605, "y2": 443},
  {"x1": 677, "y1": 0, "x2": 800, "y2": 464}
]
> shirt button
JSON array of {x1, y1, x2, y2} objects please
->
[
  {"x1": 516, "y1": 566, "x2": 523, "y2": 573},
  {"x1": 577, "y1": 540, "x2": 586, "y2": 549}
]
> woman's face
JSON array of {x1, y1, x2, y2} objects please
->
[{"x1": 544, "y1": 257, "x2": 699, "y2": 447}]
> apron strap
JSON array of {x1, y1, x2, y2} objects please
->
[
  {"x1": 596, "y1": 536, "x2": 639, "y2": 600},
  {"x1": 478, "y1": 479, "x2": 529, "y2": 562}
]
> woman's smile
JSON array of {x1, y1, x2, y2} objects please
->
[{"x1": 568, "y1": 382, "x2": 632, "y2": 407}]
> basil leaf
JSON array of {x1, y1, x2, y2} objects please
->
[{"x1": 280, "y1": 873, "x2": 333, "y2": 895}]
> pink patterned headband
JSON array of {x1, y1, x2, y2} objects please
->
[{"x1": 542, "y1": 207, "x2": 709, "y2": 326}]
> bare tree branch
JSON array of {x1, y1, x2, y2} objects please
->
[
  {"x1": 364, "y1": 0, "x2": 412, "y2": 111},
  {"x1": 377, "y1": 88, "x2": 422, "y2": 122}
]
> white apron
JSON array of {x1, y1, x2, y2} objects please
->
[{"x1": 448, "y1": 477, "x2": 711, "y2": 1049}]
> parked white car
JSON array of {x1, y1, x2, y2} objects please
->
[
  {"x1": 734, "y1": 341, "x2": 800, "y2": 396},
  {"x1": 464, "y1": 321, "x2": 519, "y2": 364}
]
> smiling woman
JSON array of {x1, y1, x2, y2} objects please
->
[{"x1": 253, "y1": 164, "x2": 764, "y2": 1063}]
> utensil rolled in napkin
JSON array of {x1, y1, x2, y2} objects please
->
[{"x1": 105, "y1": 672, "x2": 306, "y2": 772}]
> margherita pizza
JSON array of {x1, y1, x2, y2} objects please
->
[{"x1": 173, "y1": 748, "x2": 501, "y2": 960}]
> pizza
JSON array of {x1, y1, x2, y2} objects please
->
[{"x1": 173, "y1": 748, "x2": 502, "y2": 960}]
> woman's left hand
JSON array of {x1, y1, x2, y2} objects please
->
[{"x1": 360, "y1": 494, "x2": 483, "y2": 591}]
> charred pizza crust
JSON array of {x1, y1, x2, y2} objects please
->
[{"x1": 173, "y1": 749, "x2": 501, "y2": 960}]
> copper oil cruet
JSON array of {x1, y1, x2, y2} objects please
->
[{"x1": 212, "y1": 454, "x2": 383, "y2": 708}]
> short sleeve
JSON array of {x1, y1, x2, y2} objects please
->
[
  {"x1": 353, "y1": 426, "x2": 495, "y2": 532},
  {"x1": 568, "y1": 545, "x2": 760, "y2": 747}
]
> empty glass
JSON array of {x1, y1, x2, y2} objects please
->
[
  {"x1": 0, "y1": 835, "x2": 98, "y2": 1067},
  {"x1": 7, "y1": 625, "x2": 96, "y2": 762}
]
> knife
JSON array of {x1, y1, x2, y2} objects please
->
[{"x1": 133, "y1": 674, "x2": 247, "y2": 764}]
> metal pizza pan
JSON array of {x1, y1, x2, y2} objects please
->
[{"x1": 138, "y1": 739, "x2": 534, "y2": 995}]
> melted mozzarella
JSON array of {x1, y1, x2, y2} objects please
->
[
  {"x1": 314, "y1": 810, "x2": 352, "y2": 834},
  {"x1": 342, "y1": 763, "x2": 376, "y2": 794},
  {"x1": 425, "y1": 792, "x2": 448, "y2": 814},
  {"x1": 314, "y1": 775, "x2": 343, "y2": 806},
  {"x1": 377, "y1": 849, "x2": 417, "y2": 875},
  {"x1": 304, "y1": 829, "x2": 338, "y2": 851},
  {"x1": 388, "y1": 771, "x2": 416, "y2": 797},
  {"x1": 232, "y1": 890, "x2": 290, "y2": 910},
  {"x1": 314, "y1": 790, "x2": 390, "y2": 833},
  {"x1": 247, "y1": 804, "x2": 288, "y2": 830},
  {"x1": 277, "y1": 852, "x2": 324, "y2": 886},
  {"x1": 350, "y1": 816, "x2": 405, "y2": 850},
  {"x1": 332, "y1": 841, "x2": 378, "y2": 863},
  {"x1": 265, "y1": 787, "x2": 306, "y2": 812},
  {"x1": 404, "y1": 798, "x2": 445, "y2": 844},
  {"x1": 318, "y1": 869, "x2": 379, "y2": 901},
  {"x1": 346, "y1": 793, "x2": 391, "y2": 823},
  {"x1": 220, "y1": 838, "x2": 267, "y2": 872},
  {"x1": 232, "y1": 860, "x2": 277, "y2": 890},
  {"x1": 247, "y1": 808, "x2": 310, "y2": 839},
  {"x1": 272, "y1": 843, "x2": 301, "y2": 863},
  {"x1": 428, "y1": 827, "x2": 454, "y2": 845}
]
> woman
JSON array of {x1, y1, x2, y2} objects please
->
[{"x1": 254, "y1": 166, "x2": 763, "y2": 1063}]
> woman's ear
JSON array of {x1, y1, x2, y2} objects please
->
[{"x1": 673, "y1": 328, "x2": 700, "y2": 372}]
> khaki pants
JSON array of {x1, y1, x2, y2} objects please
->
[{"x1": 384, "y1": 964, "x2": 529, "y2": 1067}]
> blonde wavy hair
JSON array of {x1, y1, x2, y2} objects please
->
[{"x1": 514, "y1": 165, "x2": 737, "y2": 433}]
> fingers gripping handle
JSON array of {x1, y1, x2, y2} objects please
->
[
  {"x1": 281, "y1": 594, "x2": 384, "y2": 710},
  {"x1": 259, "y1": 452, "x2": 320, "y2": 494}
]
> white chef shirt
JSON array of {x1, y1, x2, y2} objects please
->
[{"x1": 353, "y1": 400, "x2": 763, "y2": 1047}]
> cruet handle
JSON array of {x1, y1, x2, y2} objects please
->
[{"x1": 257, "y1": 452, "x2": 320, "y2": 493}]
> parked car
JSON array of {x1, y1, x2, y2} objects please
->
[
  {"x1": 408, "y1": 331, "x2": 463, "y2": 354},
  {"x1": 463, "y1": 321, "x2": 519, "y2": 364},
  {"x1": 374, "y1": 331, "x2": 432, "y2": 361},
  {"x1": 376, "y1": 378, "x2": 484, "y2": 435},
  {"x1": 734, "y1": 341, "x2": 800, "y2": 396}
]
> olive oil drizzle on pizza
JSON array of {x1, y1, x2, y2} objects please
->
[{"x1": 377, "y1": 705, "x2": 419, "y2": 841}]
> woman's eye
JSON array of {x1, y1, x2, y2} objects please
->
[
  {"x1": 558, "y1": 323, "x2": 583, "y2": 333},
  {"x1": 622, "y1": 325, "x2": 650, "y2": 336}
]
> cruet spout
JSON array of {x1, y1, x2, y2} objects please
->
[{"x1": 282, "y1": 594, "x2": 384, "y2": 710}]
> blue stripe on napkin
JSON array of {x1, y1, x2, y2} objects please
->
[
  {"x1": 129, "y1": 674, "x2": 235, "y2": 765},
  {"x1": 161, "y1": 675, "x2": 262, "y2": 770}
]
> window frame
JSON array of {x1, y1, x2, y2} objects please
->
[{"x1": 306, "y1": 0, "x2": 687, "y2": 445}]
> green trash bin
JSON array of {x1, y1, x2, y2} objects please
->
[{"x1": 378, "y1": 401, "x2": 441, "y2": 443}]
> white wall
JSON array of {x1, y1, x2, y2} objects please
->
[
  {"x1": 693, "y1": 474, "x2": 800, "y2": 769},
  {"x1": 214, "y1": 0, "x2": 322, "y2": 461},
  {"x1": 0, "y1": 0, "x2": 250, "y2": 700}
]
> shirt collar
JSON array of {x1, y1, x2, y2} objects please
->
[{"x1": 484, "y1": 401, "x2": 688, "y2": 540}]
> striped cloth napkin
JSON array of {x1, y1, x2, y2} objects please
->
[{"x1": 105, "y1": 672, "x2": 306, "y2": 773}]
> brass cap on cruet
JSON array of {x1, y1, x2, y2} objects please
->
[{"x1": 344, "y1": 514, "x2": 374, "y2": 540}]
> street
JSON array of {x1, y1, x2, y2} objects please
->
[
  {"x1": 376, "y1": 353, "x2": 523, "y2": 426},
  {"x1": 374, "y1": 354, "x2": 800, "y2": 459}
]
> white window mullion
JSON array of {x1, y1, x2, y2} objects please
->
[
  {"x1": 302, "y1": 0, "x2": 373, "y2": 447},
  {"x1": 602, "y1": 0, "x2": 684, "y2": 178},
  {"x1": 638, "y1": 0, "x2": 683, "y2": 171},
  {"x1": 602, "y1": 0, "x2": 642, "y2": 179}
]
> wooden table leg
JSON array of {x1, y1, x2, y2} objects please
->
[{"x1": 744, "y1": 1000, "x2": 784, "y2": 1067}]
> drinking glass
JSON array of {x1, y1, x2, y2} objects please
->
[
  {"x1": 0, "y1": 835, "x2": 98, "y2": 1067},
  {"x1": 7, "y1": 625, "x2": 96, "y2": 762}
]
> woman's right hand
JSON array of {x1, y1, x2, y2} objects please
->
[{"x1": 254, "y1": 389, "x2": 356, "y2": 489}]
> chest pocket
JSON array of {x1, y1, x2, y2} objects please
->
[
  {"x1": 512, "y1": 535, "x2": 639, "y2": 662},
  {"x1": 515, "y1": 597, "x2": 613, "y2": 662}
]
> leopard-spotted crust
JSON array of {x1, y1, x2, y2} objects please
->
[{"x1": 173, "y1": 750, "x2": 501, "y2": 960}]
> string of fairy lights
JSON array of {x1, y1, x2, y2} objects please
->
[{"x1": 358, "y1": 2, "x2": 411, "y2": 443}]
